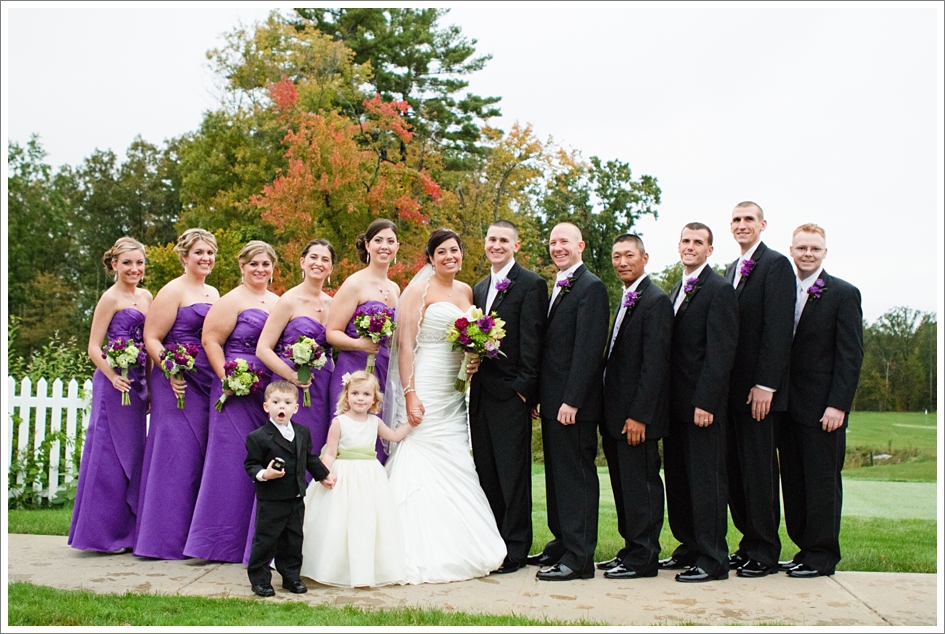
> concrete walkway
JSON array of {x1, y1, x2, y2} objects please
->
[{"x1": 7, "y1": 535, "x2": 939, "y2": 626}]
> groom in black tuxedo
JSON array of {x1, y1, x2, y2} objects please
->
[
  {"x1": 661, "y1": 222, "x2": 738, "y2": 582},
  {"x1": 723, "y1": 201, "x2": 796, "y2": 578},
  {"x1": 528, "y1": 222, "x2": 610, "y2": 581},
  {"x1": 470, "y1": 220, "x2": 548, "y2": 574},
  {"x1": 778, "y1": 223, "x2": 863, "y2": 578},
  {"x1": 597, "y1": 234, "x2": 673, "y2": 580}
]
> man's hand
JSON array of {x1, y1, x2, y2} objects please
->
[
  {"x1": 557, "y1": 403, "x2": 578, "y2": 425},
  {"x1": 693, "y1": 407, "x2": 714, "y2": 427},
  {"x1": 623, "y1": 418, "x2": 646, "y2": 445},
  {"x1": 747, "y1": 386, "x2": 774, "y2": 421},
  {"x1": 821, "y1": 407, "x2": 845, "y2": 432},
  {"x1": 530, "y1": 405, "x2": 540, "y2": 420}
]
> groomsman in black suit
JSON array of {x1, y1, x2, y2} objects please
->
[
  {"x1": 597, "y1": 234, "x2": 673, "y2": 580},
  {"x1": 723, "y1": 201, "x2": 796, "y2": 578},
  {"x1": 778, "y1": 223, "x2": 863, "y2": 578},
  {"x1": 470, "y1": 220, "x2": 548, "y2": 574},
  {"x1": 660, "y1": 222, "x2": 738, "y2": 582},
  {"x1": 528, "y1": 222, "x2": 610, "y2": 581}
]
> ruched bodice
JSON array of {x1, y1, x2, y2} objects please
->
[
  {"x1": 275, "y1": 316, "x2": 333, "y2": 456},
  {"x1": 107, "y1": 307, "x2": 146, "y2": 344},
  {"x1": 163, "y1": 303, "x2": 210, "y2": 346},
  {"x1": 224, "y1": 308, "x2": 269, "y2": 359}
]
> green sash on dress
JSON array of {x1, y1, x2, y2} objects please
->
[{"x1": 336, "y1": 444, "x2": 377, "y2": 460}]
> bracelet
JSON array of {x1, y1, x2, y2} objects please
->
[{"x1": 403, "y1": 388, "x2": 416, "y2": 395}]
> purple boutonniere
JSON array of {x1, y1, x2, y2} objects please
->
[
  {"x1": 739, "y1": 258, "x2": 756, "y2": 279},
  {"x1": 495, "y1": 277, "x2": 512, "y2": 298},
  {"x1": 807, "y1": 278, "x2": 826, "y2": 300},
  {"x1": 623, "y1": 290, "x2": 640, "y2": 311},
  {"x1": 556, "y1": 273, "x2": 575, "y2": 296},
  {"x1": 683, "y1": 276, "x2": 702, "y2": 302}
]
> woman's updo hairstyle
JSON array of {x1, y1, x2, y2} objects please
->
[
  {"x1": 425, "y1": 228, "x2": 463, "y2": 264},
  {"x1": 355, "y1": 218, "x2": 398, "y2": 264},
  {"x1": 173, "y1": 228, "x2": 218, "y2": 266},
  {"x1": 102, "y1": 236, "x2": 146, "y2": 281},
  {"x1": 238, "y1": 240, "x2": 278, "y2": 267},
  {"x1": 301, "y1": 238, "x2": 336, "y2": 264}
]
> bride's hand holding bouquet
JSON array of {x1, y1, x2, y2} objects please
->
[{"x1": 445, "y1": 307, "x2": 506, "y2": 392}]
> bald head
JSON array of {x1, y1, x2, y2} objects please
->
[{"x1": 548, "y1": 222, "x2": 585, "y2": 271}]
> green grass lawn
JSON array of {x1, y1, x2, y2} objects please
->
[{"x1": 846, "y1": 411, "x2": 938, "y2": 452}]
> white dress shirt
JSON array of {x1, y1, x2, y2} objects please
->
[
  {"x1": 485, "y1": 259, "x2": 516, "y2": 314},
  {"x1": 794, "y1": 266, "x2": 824, "y2": 335},
  {"x1": 548, "y1": 262, "x2": 583, "y2": 315},
  {"x1": 732, "y1": 240, "x2": 762, "y2": 288},
  {"x1": 609, "y1": 275, "x2": 646, "y2": 357},
  {"x1": 256, "y1": 419, "x2": 295, "y2": 481},
  {"x1": 674, "y1": 262, "x2": 709, "y2": 314}
]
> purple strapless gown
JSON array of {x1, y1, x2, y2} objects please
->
[
  {"x1": 68, "y1": 308, "x2": 148, "y2": 552},
  {"x1": 183, "y1": 308, "x2": 271, "y2": 563},
  {"x1": 275, "y1": 316, "x2": 334, "y2": 455},
  {"x1": 134, "y1": 303, "x2": 214, "y2": 560},
  {"x1": 328, "y1": 300, "x2": 392, "y2": 464}
]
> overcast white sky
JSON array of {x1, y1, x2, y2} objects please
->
[{"x1": 3, "y1": 2, "x2": 943, "y2": 322}]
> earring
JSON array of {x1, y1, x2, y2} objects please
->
[
  {"x1": 301, "y1": 271, "x2": 306, "y2": 280},
  {"x1": 394, "y1": 255, "x2": 397, "y2": 264},
  {"x1": 328, "y1": 274, "x2": 332, "y2": 286},
  {"x1": 268, "y1": 277, "x2": 273, "y2": 286},
  {"x1": 367, "y1": 253, "x2": 371, "y2": 264},
  {"x1": 241, "y1": 275, "x2": 245, "y2": 284}
]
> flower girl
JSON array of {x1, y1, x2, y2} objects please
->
[{"x1": 300, "y1": 371, "x2": 411, "y2": 587}]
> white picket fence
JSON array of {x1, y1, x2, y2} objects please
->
[{"x1": 7, "y1": 376, "x2": 93, "y2": 500}]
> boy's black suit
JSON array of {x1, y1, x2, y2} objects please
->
[
  {"x1": 600, "y1": 276, "x2": 673, "y2": 573},
  {"x1": 244, "y1": 420, "x2": 330, "y2": 588},
  {"x1": 779, "y1": 271, "x2": 863, "y2": 575},
  {"x1": 470, "y1": 261, "x2": 547, "y2": 565},
  {"x1": 535, "y1": 263, "x2": 610, "y2": 574},
  {"x1": 723, "y1": 241, "x2": 795, "y2": 566},
  {"x1": 664, "y1": 266, "x2": 738, "y2": 577}
]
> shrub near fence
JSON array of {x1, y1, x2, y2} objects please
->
[{"x1": 7, "y1": 377, "x2": 92, "y2": 506}]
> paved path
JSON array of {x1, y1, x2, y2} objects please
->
[{"x1": 7, "y1": 535, "x2": 939, "y2": 626}]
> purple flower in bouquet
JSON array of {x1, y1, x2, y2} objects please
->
[
  {"x1": 103, "y1": 336, "x2": 146, "y2": 406},
  {"x1": 739, "y1": 258, "x2": 756, "y2": 279},
  {"x1": 623, "y1": 290, "x2": 640, "y2": 311},
  {"x1": 445, "y1": 307, "x2": 507, "y2": 392},
  {"x1": 353, "y1": 305, "x2": 397, "y2": 374},
  {"x1": 807, "y1": 278, "x2": 826, "y2": 300},
  {"x1": 216, "y1": 358, "x2": 264, "y2": 411},
  {"x1": 282, "y1": 335, "x2": 328, "y2": 406},
  {"x1": 477, "y1": 315, "x2": 495, "y2": 332},
  {"x1": 159, "y1": 343, "x2": 199, "y2": 408},
  {"x1": 683, "y1": 277, "x2": 702, "y2": 302}
]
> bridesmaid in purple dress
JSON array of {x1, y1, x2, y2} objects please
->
[
  {"x1": 257, "y1": 239, "x2": 335, "y2": 456},
  {"x1": 326, "y1": 219, "x2": 401, "y2": 463},
  {"x1": 69, "y1": 238, "x2": 153, "y2": 553},
  {"x1": 184, "y1": 241, "x2": 280, "y2": 562},
  {"x1": 135, "y1": 229, "x2": 220, "y2": 560}
]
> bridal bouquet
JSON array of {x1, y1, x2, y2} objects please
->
[
  {"x1": 283, "y1": 335, "x2": 328, "y2": 406},
  {"x1": 445, "y1": 307, "x2": 506, "y2": 392},
  {"x1": 353, "y1": 305, "x2": 397, "y2": 374},
  {"x1": 103, "y1": 337, "x2": 147, "y2": 405},
  {"x1": 215, "y1": 358, "x2": 264, "y2": 412},
  {"x1": 160, "y1": 342, "x2": 200, "y2": 409}
]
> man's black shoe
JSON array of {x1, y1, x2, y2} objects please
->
[
  {"x1": 676, "y1": 565, "x2": 729, "y2": 583},
  {"x1": 536, "y1": 563, "x2": 594, "y2": 581},
  {"x1": 252, "y1": 584, "x2": 275, "y2": 597},
  {"x1": 735, "y1": 559, "x2": 778, "y2": 578},
  {"x1": 658, "y1": 556, "x2": 690, "y2": 570},
  {"x1": 595, "y1": 556, "x2": 622, "y2": 571},
  {"x1": 492, "y1": 559, "x2": 525, "y2": 574},
  {"x1": 786, "y1": 563, "x2": 830, "y2": 578},
  {"x1": 282, "y1": 580, "x2": 308, "y2": 594},
  {"x1": 603, "y1": 565, "x2": 658, "y2": 580},
  {"x1": 728, "y1": 552, "x2": 748, "y2": 570},
  {"x1": 526, "y1": 552, "x2": 557, "y2": 567},
  {"x1": 778, "y1": 559, "x2": 798, "y2": 571}
]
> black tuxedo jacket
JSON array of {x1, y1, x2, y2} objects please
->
[
  {"x1": 789, "y1": 270, "x2": 863, "y2": 428},
  {"x1": 603, "y1": 276, "x2": 673, "y2": 440},
  {"x1": 669, "y1": 266, "x2": 739, "y2": 421},
  {"x1": 539, "y1": 263, "x2": 610, "y2": 422},
  {"x1": 723, "y1": 241, "x2": 796, "y2": 412},
  {"x1": 244, "y1": 420, "x2": 330, "y2": 501},
  {"x1": 470, "y1": 261, "x2": 547, "y2": 407}
]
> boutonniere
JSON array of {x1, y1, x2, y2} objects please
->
[
  {"x1": 807, "y1": 278, "x2": 825, "y2": 300},
  {"x1": 494, "y1": 277, "x2": 512, "y2": 298},
  {"x1": 623, "y1": 290, "x2": 640, "y2": 311},
  {"x1": 556, "y1": 274, "x2": 575, "y2": 296},
  {"x1": 739, "y1": 258, "x2": 756, "y2": 279},
  {"x1": 683, "y1": 276, "x2": 702, "y2": 302}
]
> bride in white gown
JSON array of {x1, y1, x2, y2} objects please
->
[{"x1": 384, "y1": 229, "x2": 507, "y2": 584}]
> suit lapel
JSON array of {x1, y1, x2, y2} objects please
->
[
  {"x1": 613, "y1": 276, "x2": 649, "y2": 350},
  {"x1": 735, "y1": 242, "x2": 767, "y2": 298},
  {"x1": 490, "y1": 262, "x2": 519, "y2": 314},
  {"x1": 292, "y1": 422, "x2": 306, "y2": 467},
  {"x1": 548, "y1": 264, "x2": 586, "y2": 324},
  {"x1": 676, "y1": 267, "x2": 711, "y2": 321},
  {"x1": 796, "y1": 269, "x2": 828, "y2": 333},
  {"x1": 268, "y1": 421, "x2": 295, "y2": 454}
]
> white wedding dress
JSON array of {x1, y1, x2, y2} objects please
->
[{"x1": 385, "y1": 301, "x2": 507, "y2": 584}]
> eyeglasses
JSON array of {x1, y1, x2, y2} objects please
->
[{"x1": 794, "y1": 246, "x2": 824, "y2": 254}]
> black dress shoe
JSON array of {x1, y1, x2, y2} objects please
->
[
  {"x1": 736, "y1": 559, "x2": 778, "y2": 578},
  {"x1": 536, "y1": 563, "x2": 594, "y2": 581},
  {"x1": 778, "y1": 559, "x2": 798, "y2": 571},
  {"x1": 786, "y1": 563, "x2": 830, "y2": 578},
  {"x1": 676, "y1": 565, "x2": 728, "y2": 583},
  {"x1": 728, "y1": 552, "x2": 748, "y2": 570},
  {"x1": 658, "y1": 556, "x2": 690, "y2": 570},
  {"x1": 282, "y1": 579, "x2": 308, "y2": 594},
  {"x1": 526, "y1": 552, "x2": 557, "y2": 567},
  {"x1": 596, "y1": 556, "x2": 622, "y2": 571},
  {"x1": 252, "y1": 584, "x2": 275, "y2": 597},
  {"x1": 492, "y1": 559, "x2": 525, "y2": 574},
  {"x1": 603, "y1": 565, "x2": 658, "y2": 580}
]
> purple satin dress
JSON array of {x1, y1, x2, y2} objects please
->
[
  {"x1": 328, "y1": 300, "x2": 392, "y2": 464},
  {"x1": 183, "y1": 308, "x2": 271, "y2": 563},
  {"x1": 275, "y1": 316, "x2": 334, "y2": 455},
  {"x1": 134, "y1": 303, "x2": 214, "y2": 560},
  {"x1": 68, "y1": 309, "x2": 148, "y2": 552}
]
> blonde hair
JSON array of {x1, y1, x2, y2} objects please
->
[
  {"x1": 335, "y1": 371, "x2": 383, "y2": 415},
  {"x1": 793, "y1": 223, "x2": 826, "y2": 239},
  {"x1": 102, "y1": 237, "x2": 146, "y2": 281},
  {"x1": 173, "y1": 228, "x2": 218, "y2": 266},
  {"x1": 238, "y1": 240, "x2": 278, "y2": 268}
]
